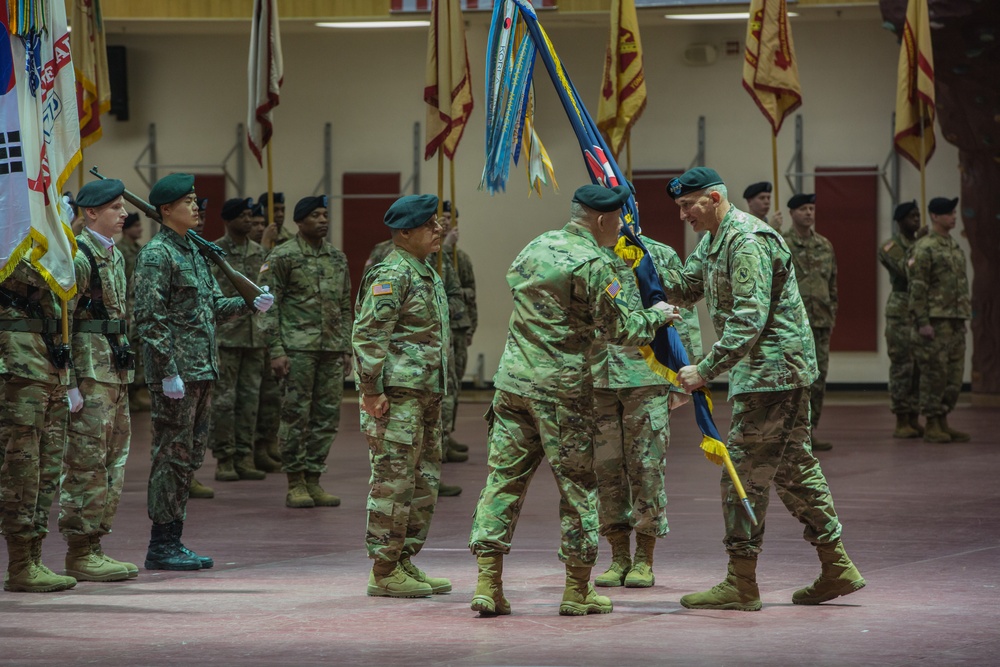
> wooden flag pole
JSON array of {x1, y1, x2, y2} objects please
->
[
  {"x1": 918, "y1": 106, "x2": 927, "y2": 229},
  {"x1": 266, "y1": 143, "x2": 276, "y2": 248},
  {"x1": 436, "y1": 150, "x2": 444, "y2": 274},
  {"x1": 771, "y1": 131, "x2": 780, "y2": 215}
]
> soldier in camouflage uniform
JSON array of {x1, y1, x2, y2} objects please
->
[
  {"x1": 208, "y1": 198, "x2": 270, "y2": 481},
  {"x1": 907, "y1": 197, "x2": 972, "y2": 444},
  {"x1": 742, "y1": 181, "x2": 782, "y2": 231},
  {"x1": 258, "y1": 195, "x2": 351, "y2": 509},
  {"x1": 134, "y1": 173, "x2": 273, "y2": 571},
  {"x1": 59, "y1": 179, "x2": 138, "y2": 583},
  {"x1": 469, "y1": 185, "x2": 677, "y2": 617},
  {"x1": 1, "y1": 259, "x2": 77, "y2": 593},
  {"x1": 658, "y1": 168, "x2": 864, "y2": 612},
  {"x1": 879, "y1": 201, "x2": 923, "y2": 438},
  {"x1": 259, "y1": 191, "x2": 293, "y2": 249},
  {"x1": 593, "y1": 234, "x2": 702, "y2": 590},
  {"x1": 783, "y1": 193, "x2": 838, "y2": 451},
  {"x1": 353, "y1": 194, "x2": 451, "y2": 598},
  {"x1": 118, "y1": 212, "x2": 149, "y2": 412}
]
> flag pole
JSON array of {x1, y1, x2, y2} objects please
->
[
  {"x1": 436, "y1": 150, "x2": 444, "y2": 274},
  {"x1": 449, "y1": 156, "x2": 457, "y2": 268},
  {"x1": 771, "y1": 130, "x2": 780, "y2": 212},
  {"x1": 266, "y1": 143, "x2": 276, "y2": 249}
]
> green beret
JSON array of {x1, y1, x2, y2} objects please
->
[
  {"x1": 293, "y1": 195, "x2": 328, "y2": 222},
  {"x1": 76, "y1": 179, "x2": 125, "y2": 208},
  {"x1": 928, "y1": 197, "x2": 958, "y2": 215},
  {"x1": 149, "y1": 173, "x2": 196, "y2": 207},
  {"x1": 742, "y1": 181, "x2": 772, "y2": 200},
  {"x1": 667, "y1": 167, "x2": 725, "y2": 199},
  {"x1": 572, "y1": 184, "x2": 631, "y2": 213},
  {"x1": 384, "y1": 194, "x2": 439, "y2": 230},
  {"x1": 787, "y1": 193, "x2": 816, "y2": 210}
]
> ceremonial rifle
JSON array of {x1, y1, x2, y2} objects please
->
[{"x1": 89, "y1": 167, "x2": 264, "y2": 308}]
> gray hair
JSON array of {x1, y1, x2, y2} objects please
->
[{"x1": 704, "y1": 184, "x2": 728, "y2": 200}]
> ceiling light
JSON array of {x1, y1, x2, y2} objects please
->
[
  {"x1": 666, "y1": 12, "x2": 798, "y2": 21},
  {"x1": 316, "y1": 20, "x2": 430, "y2": 29}
]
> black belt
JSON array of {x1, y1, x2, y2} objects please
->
[
  {"x1": 0, "y1": 318, "x2": 60, "y2": 333},
  {"x1": 73, "y1": 320, "x2": 127, "y2": 334}
]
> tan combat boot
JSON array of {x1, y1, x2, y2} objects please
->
[
  {"x1": 625, "y1": 533, "x2": 656, "y2": 588},
  {"x1": 680, "y1": 555, "x2": 762, "y2": 611},
  {"x1": 892, "y1": 413, "x2": 920, "y2": 439},
  {"x1": 438, "y1": 481, "x2": 462, "y2": 497},
  {"x1": 446, "y1": 434, "x2": 469, "y2": 453},
  {"x1": 792, "y1": 540, "x2": 866, "y2": 605},
  {"x1": 595, "y1": 530, "x2": 631, "y2": 587},
  {"x1": 189, "y1": 478, "x2": 215, "y2": 499},
  {"x1": 367, "y1": 560, "x2": 433, "y2": 598},
  {"x1": 941, "y1": 414, "x2": 970, "y2": 442},
  {"x1": 559, "y1": 565, "x2": 613, "y2": 616},
  {"x1": 923, "y1": 416, "x2": 952, "y2": 443},
  {"x1": 64, "y1": 535, "x2": 129, "y2": 582},
  {"x1": 4, "y1": 535, "x2": 76, "y2": 593},
  {"x1": 90, "y1": 535, "x2": 138, "y2": 579},
  {"x1": 399, "y1": 555, "x2": 451, "y2": 593},
  {"x1": 471, "y1": 553, "x2": 511, "y2": 616},
  {"x1": 908, "y1": 413, "x2": 924, "y2": 437},
  {"x1": 285, "y1": 472, "x2": 315, "y2": 508},
  {"x1": 253, "y1": 442, "x2": 282, "y2": 473},
  {"x1": 304, "y1": 473, "x2": 341, "y2": 507},
  {"x1": 215, "y1": 458, "x2": 239, "y2": 482}
]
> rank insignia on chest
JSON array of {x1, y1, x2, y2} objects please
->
[{"x1": 372, "y1": 282, "x2": 393, "y2": 296}]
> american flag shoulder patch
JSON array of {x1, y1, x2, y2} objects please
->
[
  {"x1": 605, "y1": 278, "x2": 622, "y2": 299},
  {"x1": 372, "y1": 282, "x2": 393, "y2": 296}
]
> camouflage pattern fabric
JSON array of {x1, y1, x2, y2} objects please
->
[
  {"x1": 913, "y1": 318, "x2": 966, "y2": 417},
  {"x1": 659, "y1": 207, "x2": 818, "y2": 398},
  {"x1": 210, "y1": 347, "x2": 265, "y2": 460},
  {"x1": 783, "y1": 228, "x2": 838, "y2": 329},
  {"x1": 118, "y1": 234, "x2": 145, "y2": 387},
  {"x1": 427, "y1": 250, "x2": 467, "y2": 437},
  {"x1": 254, "y1": 350, "x2": 281, "y2": 454},
  {"x1": 211, "y1": 234, "x2": 267, "y2": 349},
  {"x1": 809, "y1": 326, "x2": 831, "y2": 430},
  {"x1": 362, "y1": 386, "x2": 442, "y2": 563},
  {"x1": 450, "y1": 245, "x2": 477, "y2": 336},
  {"x1": 279, "y1": 352, "x2": 344, "y2": 473},
  {"x1": 147, "y1": 381, "x2": 212, "y2": 523},
  {"x1": 60, "y1": 379, "x2": 130, "y2": 537},
  {"x1": 723, "y1": 387, "x2": 843, "y2": 557},
  {"x1": 0, "y1": 376, "x2": 68, "y2": 538},
  {"x1": 879, "y1": 234, "x2": 919, "y2": 415},
  {"x1": 470, "y1": 391, "x2": 600, "y2": 565},
  {"x1": 0, "y1": 259, "x2": 72, "y2": 384},
  {"x1": 593, "y1": 385, "x2": 671, "y2": 538},
  {"x1": 365, "y1": 239, "x2": 394, "y2": 270}
]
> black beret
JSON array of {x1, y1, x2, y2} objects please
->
[
  {"x1": 76, "y1": 179, "x2": 125, "y2": 208},
  {"x1": 928, "y1": 197, "x2": 958, "y2": 215},
  {"x1": 221, "y1": 197, "x2": 253, "y2": 221},
  {"x1": 258, "y1": 192, "x2": 284, "y2": 207},
  {"x1": 250, "y1": 203, "x2": 265, "y2": 217},
  {"x1": 122, "y1": 212, "x2": 141, "y2": 230},
  {"x1": 893, "y1": 200, "x2": 918, "y2": 222},
  {"x1": 294, "y1": 195, "x2": 328, "y2": 222},
  {"x1": 787, "y1": 193, "x2": 816, "y2": 210},
  {"x1": 742, "y1": 181, "x2": 772, "y2": 200},
  {"x1": 667, "y1": 167, "x2": 725, "y2": 199},
  {"x1": 149, "y1": 173, "x2": 196, "y2": 207},
  {"x1": 198, "y1": 197, "x2": 209, "y2": 212},
  {"x1": 384, "y1": 194, "x2": 439, "y2": 230},
  {"x1": 572, "y1": 184, "x2": 631, "y2": 212}
]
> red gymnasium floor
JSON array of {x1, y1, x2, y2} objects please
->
[{"x1": 1, "y1": 391, "x2": 998, "y2": 667}]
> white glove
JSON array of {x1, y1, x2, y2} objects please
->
[
  {"x1": 163, "y1": 374, "x2": 185, "y2": 400},
  {"x1": 68, "y1": 387, "x2": 84, "y2": 413},
  {"x1": 253, "y1": 286, "x2": 274, "y2": 313}
]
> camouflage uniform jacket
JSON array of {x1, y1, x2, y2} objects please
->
[
  {"x1": 592, "y1": 237, "x2": 703, "y2": 390},
  {"x1": 117, "y1": 234, "x2": 141, "y2": 320},
  {"x1": 445, "y1": 244, "x2": 477, "y2": 336},
  {"x1": 353, "y1": 247, "x2": 450, "y2": 395},
  {"x1": 133, "y1": 226, "x2": 248, "y2": 383},
  {"x1": 211, "y1": 233, "x2": 266, "y2": 349},
  {"x1": 660, "y1": 207, "x2": 818, "y2": 398},
  {"x1": 0, "y1": 258, "x2": 70, "y2": 385},
  {"x1": 365, "y1": 239, "x2": 394, "y2": 269},
  {"x1": 907, "y1": 231, "x2": 971, "y2": 327},
  {"x1": 782, "y1": 228, "x2": 838, "y2": 328},
  {"x1": 259, "y1": 234, "x2": 352, "y2": 356},
  {"x1": 878, "y1": 232, "x2": 916, "y2": 318},
  {"x1": 71, "y1": 230, "x2": 133, "y2": 384},
  {"x1": 494, "y1": 222, "x2": 674, "y2": 403},
  {"x1": 428, "y1": 250, "x2": 468, "y2": 331}
]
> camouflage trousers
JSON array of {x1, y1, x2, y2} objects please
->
[
  {"x1": 278, "y1": 351, "x2": 344, "y2": 473},
  {"x1": 59, "y1": 379, "x2": 130, "y2": 538},
  {"x1": 443, "y1": 329, "x2": 470, "y2": 433},
  {"x1": 362, "y1": 386, "x2": 443, "y2": 563},
  {"x1": 210, "y1": 346, "x2": 265, "y2": 460},
  {"x1": 0, "y1": 376, "x2": 68, "y2": 539},
  {"x1": 148, "y1": 381, "x2": 212, "y2": 524},
  {"x1": 255, "y1": 350, "x2": 281, "y2": 454},
  {"x1": 469, "y1": 390, "x2": 600, "y2": 567},
  {"x1": 593, "y1": 385, "x2": 671, "y2": 538},
  {"x1": 913, "y1": 318, "x2": 966, "y2": 417},
  {"x1": 886, "y1": 315, "x2": 919, "y2": 415},
  {"x1": 809, "y1": 327, "x2": 831, "y2": 430},
  {"x1": 723, "y1": 387, "x2": 843, "y2": 557}
]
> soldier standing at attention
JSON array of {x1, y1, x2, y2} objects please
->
[
  {"x1": 1, "y1": 260, "x2": 77, "y2": 593},
  {"x1": 258, "y1": 196, "x2": 351, "y2": 509},
  {"x1": 742, "y1": 181, "x2": 782, "y2": 231},
  {"x1": 353, "y1": 194, "x2": 451, "y2": 598},
  {"x1": 468, "y1": 185, "x2": 677, "y2": 617},
  {"x1": 658, "y1": 168, "x2": 864, "y2": 612},
  {"x1": 908, "y1": 197, "x2": 972, "y2": 444},
  {"x1": 248, "y1": 203, "x2": 268, "y2": 245},
  {"x1": 134, "y1": 173, "x2": 274, "y2": 571},
  {"x1": 117, "y1": 213, "x2": 149, "y2": 410},
  {"x1": 783, "y1": 193, "x2": 837, "y2": 451},
  {"x1": 879, "y1": 201, "x2": 924, "y2": 439},
  {"x1": 259, "y1": 191, "x2": 292, "y2": 248},
  {"x1": 59, "y1": 179, "x2": 138, "y2": 583},
  {"x1": 208, "y1": 198, "x2": 271, "y2": 481}
]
